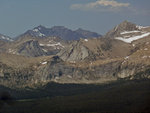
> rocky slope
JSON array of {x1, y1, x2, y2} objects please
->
[
  {"x1": 14, "y1": 40, "x2": 46, "y2": 57},
  {"x1": 0, "y1": 40, "x2": 7, "y2": 53},
  {"x1": 2, "y1": 34, "x2": 68, "y2": 57},
  {"x1": 58, "y1": 38, "x2": 133, "y2": 62},
  {"x1": 0, "y1": 50, "x2": 150, "y2": 88}
]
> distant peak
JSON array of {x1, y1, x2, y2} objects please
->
[
  {"x1": 75, "y1": 28, "x2": 88, "y2": 32},
  {"x1": 115, "y1": 20, "x2": 137, "y2": 32},
  {"x1": 31, "y1": 25, "x2": 47, "y2": 33},
  {"x1": 76, "y1": 28, "x2": 84, "y2": 31},
  {"x1": 105, "y1": 21, "x2": 139, "y2": 38},
  {"x1": 122, "y1": 20, "x2": 130, "y2": 24},
  {"x1": 35, "y1": 25, "x2": 46, "y2": 30},
  {"x1": 119, "y1": 20, "x2": 135, "y2": 26},
  {"x1": 51, "y1": 26, "x2": 67, "y2": 30}
]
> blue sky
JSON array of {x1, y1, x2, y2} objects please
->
[{"x1": 0, "y1": 0, "x2": 150, "y2": 37}]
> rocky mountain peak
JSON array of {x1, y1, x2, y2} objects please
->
[
  {"x1": 36, "y1": 25, "x2": 46, "y2": 29},
  {"x1": 32, "y1": 25, "x2": 47, "y2": 32},
  {"x1": 105, "y1": 21, "x2": 138, "y2": 38},
  {"x1": 106, "y1": 21, "x2": 150, "y2": 43},
  {"x1": 75, "y1": 28, "x2": 101, "y2": 38},
  {"x1": 117, "y1": 20, "x2": 137, "y2": 31}
]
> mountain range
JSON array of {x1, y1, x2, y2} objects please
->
[
  {"x1": 18, "y1": 25, "x2": 101, "y2": 40},
  {"x1": 0, "y1": 21, "x2": 150, "y2": 88}
]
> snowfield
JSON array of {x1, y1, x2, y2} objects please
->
[
  {"x1": 136, "y1": 25, "x2": 150, "y2": 29},
  {"x1": 120, "y1": 30, "x2": 140, "y2": 35},
  {"x1": 115, "y1": 32, "x2": 150, "y2": 43},
  {"x1": 40, "y1": 42, "x2": 64, "y2": 48}
]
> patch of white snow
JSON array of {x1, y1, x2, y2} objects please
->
[
  {"x1": 41, "y1": 61, "x2": 47, "y2": 65},
  {"x1": 33, "y1": 29, "x2": 39, "y2": 32},
  {"x1": 136, "y1": 25, "x2": 150, "y2": 29},
  {"x1": 115, "y1": 32, "x2": 150, "y2": 43},
  {"x1": 84, "y1": 39, "x2": 88, "y2": 42},
  {"x1": 40, "y1": 42, "x2": 64, "y2": 48},
  {"x1": 42, "y1": 49, "x2": 48, "y2": 52},
  {"x1": 122, "y1": 60, "x2": 126, "y2": 65},
  {"x1": 120, "y1": 30, "x2": 140, "y2": 35},
  {"x1": 124, "y1": 56, "x2": 129, "y2": 59},
  {"x1": 1, "y1": 36, "x2": 6, "y2": 39},
  {"x1": 39, "y1": 44, "x2": 44, "y2": 46}
]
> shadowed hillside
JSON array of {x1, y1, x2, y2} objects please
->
[{"x1": 0, "y1": 79, "x2": 150, "y2": 113}]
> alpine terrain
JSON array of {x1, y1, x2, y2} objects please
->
[
  {"x1": 0, "y1": 21, "x2": 150, "y2": 87},
  {"x1": 0, "y1": 21, "x2": 150, "y2": 113}
]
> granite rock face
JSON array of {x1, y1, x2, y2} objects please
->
[
  {"x1": 16, "y1": 40, "x2": 46, "y2": 57},
  {"x1": 57, "y1": 40, "x2": 91, "y2": 61}
]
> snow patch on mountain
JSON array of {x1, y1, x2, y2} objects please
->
[
  {"x1": 124, "y1": 56, "x2": 129, "y2": 59},
  {"x1": 32, "y1": 27, "x2": 46, "y2": 37},
  {"x1": 0, "y1": 35, "x2": 13, "y2": 41},
  {"x1": 42, "y1": 49, "x2": 48, "y2": 52},
  {"x1": 40, "y1": 42, "x2": 63, "y2": 47},
  {"x1": 39, "y1": 42, "x2": 64, "y2": 50},
  {"x1": 84, "y1": 39, "x2": 88, "y2": 42},
  {"x1": 136, "y1": 25, "x2": 150, "y2": 29},
  {"x1": 115, "y1": 32, "x2": 150, "y2": 43},
  {"x1": 33, "y1": 29, "x2": 39, "y2": 32},
  {"x1": 120, "y1": 30, "x2": 140, "y2": 35},
  {"x1": 41, "y1": 61, "x2": 47, "y2": 65}
]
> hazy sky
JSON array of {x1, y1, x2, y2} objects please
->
[{"x1": 0, "y1": 0, "x2": 150, "y2": 38}]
